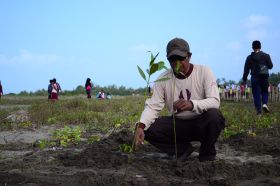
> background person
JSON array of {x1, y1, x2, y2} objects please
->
[
  {"x1": 48, "y1": 79, "x2": 53, "y2": 100},
  {"x1": 53, "y1": 78, "x2": 62, "y2": 95},
  {"x1": 106, "y1": 92, "x2": 112, "y2": 99},
  {"x1": 242, "y1": 40, "x2": 273, "y2": 114},
  {"x1": 134, "y1": 38, "x2": 225, "y2": 162},
  {"x1": 51, "y1": 79, "x2": 59, "y2": 100},
  {"x1": 97, "y1": 89, "x2": 105, "y2": 99},
  {"x1": 85, "y1": 78, "x2": 93, "y2": 99},
  {"x1": 0, "y1": 81, "x2": 3, "y2": 99}
]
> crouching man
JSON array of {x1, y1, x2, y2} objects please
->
[{"x1": 135, "y1": 38, "x2": 225, "y2": 162}]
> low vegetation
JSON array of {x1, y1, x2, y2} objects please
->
[{"x1": 1, "y1": 96, "x2": 280, "y2": 148}]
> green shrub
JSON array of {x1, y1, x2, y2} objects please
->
[{"x1": 53, "y1": 125, "x2": 82, "y2": 147}]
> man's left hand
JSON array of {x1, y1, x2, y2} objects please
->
[{"x1": 173, "y1": 99, "x2": 193, "y2": 112}]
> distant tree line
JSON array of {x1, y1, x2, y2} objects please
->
[
  {"x1": 10, "y1": 72, "x2": 280, "y2": 96},
  {"x1": 217, "y1": 72, "x2": 280, "y2": 86},
  {"x1": 16, "y1": 84, "x2": 147, "y2": 96}
]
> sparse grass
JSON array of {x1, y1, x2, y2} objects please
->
[
  {"x1": 221, "y1": 101, "x2": 280, "y2": 138},
  {"x1": 1, "y1": 95, "x2": 279, "y2": 140},
  {"x1": 26, "y1": 96, "x2": 148, "y2": 133}
]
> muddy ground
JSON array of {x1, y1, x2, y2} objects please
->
[{"x1": 0, "y1": 123, "x2": 280, "y2": 186}]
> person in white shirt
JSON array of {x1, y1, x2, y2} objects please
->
[
  {"x1": 97, "y1": 89, "x2": 105, "y2": 99},
  {"x1": 134, "y1": 38, "x2": 225, "y2": 162}
]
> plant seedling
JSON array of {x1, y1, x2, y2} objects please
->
[
  {"x1": 137, "y1": 52, "x2": 169, "y2": 96},
  {"x1": 120, "y1": 143, "x2": 133, "y2": 153},
  {"x1": 132, "y1": 52, "x2": 169, "y2": 151}
]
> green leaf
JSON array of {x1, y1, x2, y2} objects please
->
[
  {"x1": 149, "y1": 52, "x2": 159, "y2": 67},
  {"x1": 150, "y1": 63, "x2": 159, "y2": 75},
  {"x1": 157, "y1": 61, "x2": 166, "y2": 71},
  {"x1": 137, "y1": 65, "x2": 147, "y2": 81},
  {"x1": 174, "y1": 61, "x2": 181, "y2": 74},
  {"x1": 149, "y1": 52, "x2": 154, "y2": 66},
  {"x1": 154, "y1": 77, "x2": 171, "y2": 83}
]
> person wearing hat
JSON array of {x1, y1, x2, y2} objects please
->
[
  {"x1": 242, "y1": 40, "x2": 273, "y2": 115},
  {"x1": 134, "y1": 38, "x2": 225, "y2": 162}
]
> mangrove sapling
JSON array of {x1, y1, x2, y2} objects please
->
[
  {"x1": 172, "y1": 61, "x2": 183, "y2": 160},
  {"x1": 131, "y1": 51, "x2": 169, "y2": 152},
  {"x1": 119, "y1": 52, "x2": 169, "y2": 181}
]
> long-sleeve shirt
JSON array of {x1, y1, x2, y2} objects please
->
[
  {"x1": 140, "y1": 64, "x2": 220, "y2": 130},
  {"x1": 242, "y1": 51, "x2": 273, "y2": 82}
]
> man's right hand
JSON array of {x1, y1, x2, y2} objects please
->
[{"x1": 135, "y1": 127, "x2": 145, "y2": 148}]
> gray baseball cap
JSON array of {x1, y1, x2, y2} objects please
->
[{"x1": 166, "y1": 38, "x2": 190, "y2": 58}]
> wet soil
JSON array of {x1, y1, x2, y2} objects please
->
[{"x1": 1, "y1": 126, "x2": 280, "y2": 186}]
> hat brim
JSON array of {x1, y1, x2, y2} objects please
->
[{"x1": 167, "y1": 50, "x2": 188, "y2": 58}]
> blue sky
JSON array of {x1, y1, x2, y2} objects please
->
[{"x1": 0, "y1": 0, "x2": 279, "y2": 93}]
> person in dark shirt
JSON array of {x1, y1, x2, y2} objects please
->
[
  {"x1": 48, "y1": 79, "x2": 53, "y2": 100},
  {"x1": 242, "y1": 40, "x2": 273, "y2": 115}
]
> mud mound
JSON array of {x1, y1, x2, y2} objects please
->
[
  {"x1": 225, "y1": 125, "x2": 280, "y2": 156},
  {"x1": 5, "y1": 109, "x2": 30, "y2": 123},
  {"x1": 60, "y1": 129, "x2": 159, "y2": 168},
  {"x1": 1, "y1": 128, "x2": 280, "y2": 185},
  {"x1": 57, "y1": 129, "x2": 280, "y2": 185}
]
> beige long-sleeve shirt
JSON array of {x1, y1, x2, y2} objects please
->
[{"x1": 140, "y1": 64, "x2": 220, "y2": 130}]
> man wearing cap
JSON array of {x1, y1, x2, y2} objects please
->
[
  {"x1": 242, "y1": 40, "x2": 273, "y2": 115},
  {"x1": 135, "y1": 38, "x2": 225, "y2": 162}
]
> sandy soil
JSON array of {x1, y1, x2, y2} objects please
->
[{"x1": 1, "y1": 124, "x2": 280, "y2": 186}]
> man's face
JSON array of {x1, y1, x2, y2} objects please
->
[{"x1": 168, "y1": 55, "x2": 190, "y2": 75}]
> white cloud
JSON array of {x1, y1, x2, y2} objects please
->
[
  {"x1": 241, "y1": 15, "x2": 271, "y2": 41},
  {"x1": 243, "y1": 15, "x2": 270, "y2": 28},
  {"x1": 246, "y1": 29, "x2": 268, "y2": 40},
  {"x1": 0, "y1": 49, "x2": 60, "y2": 65}
]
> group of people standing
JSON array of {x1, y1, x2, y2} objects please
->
[
  {"x1": 48, "y1": 78, "x2": 62, "y2": 101},
  {"x1": 219, "y1": 83, "x2": 251, "y2": 101},
  {"x1": 46, "y1": 77, "x2": 111, "y2": 100}
]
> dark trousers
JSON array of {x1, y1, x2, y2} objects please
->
[
  {"x1": 86, "y1": 90, "x2": 91, "y2": 99},
  {"x1": 144, "y1": 108, "x2": 225, "y2": 158},
  {"x1": 251, "y1": 76, "x2": 269, "y2": 113}
]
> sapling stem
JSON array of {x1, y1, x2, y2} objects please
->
[
  {"x1": 172, "y1": 61, "x2": 181, "y2": 160},
  {"x1": 172, "y1": 76, "x2": 178, "y2": 160}
]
